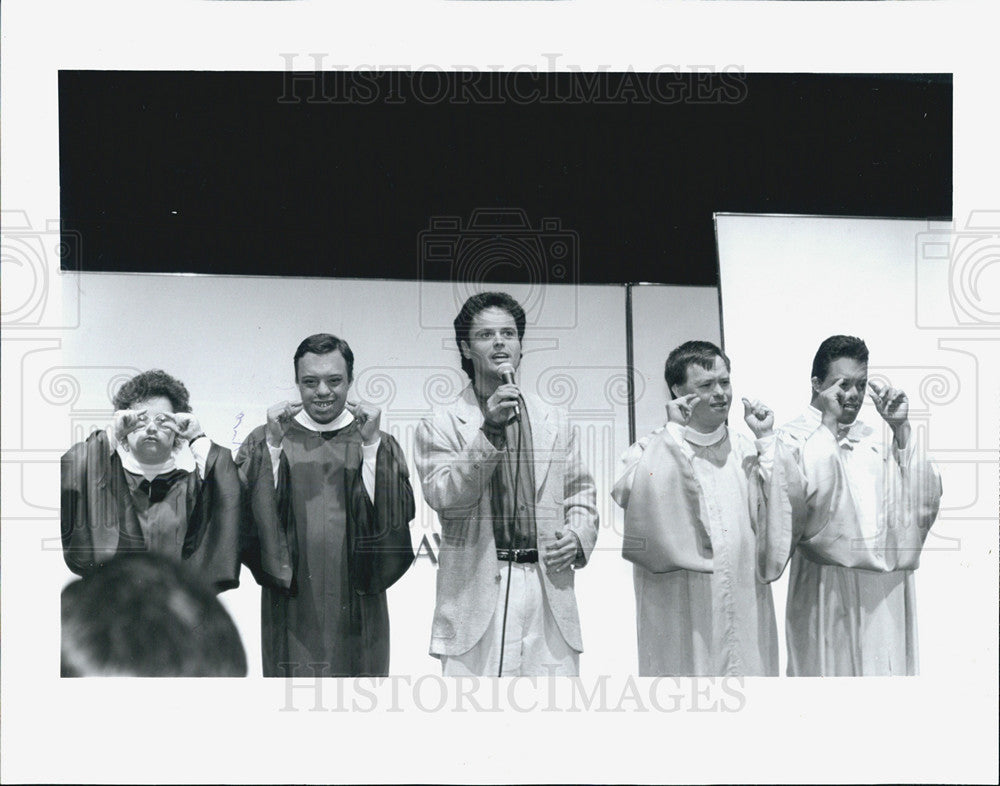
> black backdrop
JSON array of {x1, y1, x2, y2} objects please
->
[{"x1": 59, "y1": 71, "x2": 951, "y2": 284}]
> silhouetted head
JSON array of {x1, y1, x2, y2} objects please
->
[{"x1": 61, "y1": 553, "x2": 247, "y2": 677}]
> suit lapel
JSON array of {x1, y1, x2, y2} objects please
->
[
  {"x1": 452, "y1": 385, "x2": 485, "y2": 449},
  {"x1": 524, "y1": 395, "x2": 558, "y2": 501}
]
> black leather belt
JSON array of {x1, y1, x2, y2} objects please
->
[{"x1": 496, "y1": 548, "x2": 538, "y2": 564}]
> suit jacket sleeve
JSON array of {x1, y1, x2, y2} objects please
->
[
  {"x1": 348, "y1": 432, "x2": 416, "y2": 595},
  {"x1": 234, "y1": 426, "x2": 294, "y2": 590},
  {"x1": 414, "y1": 416, "x2": 504, "y2": 518},
  {"x1": 563, "y1": 416, "x2": 599, "y2": 568}
]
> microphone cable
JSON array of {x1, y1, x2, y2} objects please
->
[{"x1": 497, "y1": 394, "x2": 525, "y2": 678}]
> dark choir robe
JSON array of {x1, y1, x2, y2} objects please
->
[
  {"x1": 236, "y1": 419, "x2": 415, "y2": 678},
  {"x1": 60, "y1": 429, "x2": 242, "y2": 592}
]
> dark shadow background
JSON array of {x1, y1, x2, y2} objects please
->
[{"x1": 59, "y1": 71, "x2": 951, "y2": 285}]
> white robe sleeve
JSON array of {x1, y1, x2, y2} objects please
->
[
  {"x1": 611, "y1": 435, "x2": 651, "y2": 510},
  {"x1": 361, "y1": 438, "x2": 380, "y2": 502},
  {"x1": 187, "y1": 435, "x2": 211, "y2": 480},
  {"x1": 746, "y1": 433, "x2": 805, "y2": 583},
  {"x1": 268, "y1": 442, "x2": 283, "y2": 488}
]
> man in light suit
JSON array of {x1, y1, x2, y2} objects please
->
[{"x1": 415, "y1": 291, "x2": 599, "y2": 676}]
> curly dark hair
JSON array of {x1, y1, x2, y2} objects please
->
[
  {"x1": 664, "y1": 340, "x2": 731, "y2": 399},
  {"x1": 453, "y1": 292, "x2": 527, "y2": 381},
  {"x1": 112, "y1": 370, "x2": 192, "y2": 413},
  {"x1": 811, "y1": 335, "x2": 869, "y2": 381}
]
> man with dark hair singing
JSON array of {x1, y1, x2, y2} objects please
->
[
  {"x1": 613, "y1": 341, "x2": 799, "y2": 676},
  {"x1": 237, "y1": 333, "x2": 415, "y2": 677},
  {"x1": 61, "y1": 369, "x2": 242, "y2": 592},
  {"x1": 768, "y1": 335, "x2": 942, "y2": 676},
  {"x1": 415, "y1": 292, "x2": 599, "y2": 676}
]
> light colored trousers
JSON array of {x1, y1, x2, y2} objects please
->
[{"x1": 441, "y1": 561, "x2": 579, "y2": 677}]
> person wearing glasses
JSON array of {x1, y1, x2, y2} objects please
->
[{"x1": 61, "y1": 369, "x2": 242, "y2": 593}]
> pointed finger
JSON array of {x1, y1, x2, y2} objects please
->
[
  {"x1": 161, "y1": 413, "x2": 183, "y2": 431},
  {"x1": 868, "y1": 380, "x2": 887, "y2": 397},
  {"x1": 824, "y1": 378, "x2": 845, "y2": 395}
]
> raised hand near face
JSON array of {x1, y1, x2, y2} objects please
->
[
  {"x1": 113, "y1": 409, "x2": 148, "y2": 447},
  {"x1": 266, "y1": 400, "x2": 304, "y2": 448},
  {"x1": 483, "y1": 383, "x2": 521, "y2": 428},
  {"x1": 346, "y1": 400, "x2": 382, "y2": 446},
  {"x1": 160, "y1": 412, "x2": 205, "y2": 443},
  {"x1": 666, "y1": 393, "x2": 701, "y2": 426},
  {"x1": 815, "y1": 378, "x2": 847, "y2": 433},
  {"x1": 869, "y1": 380, "x2": 911, "y2": 448},
  {"x1": 741, "y1": 397, "x2": 775, "y2": 438},
  {"x1": 868, "y1": 380, "x2": 909, "y2": 428}
]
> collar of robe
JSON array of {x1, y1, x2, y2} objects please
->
[
  {"x1": 137, "y1": 468, "x2": 191, "y2": 503},
  {"x1": 294, "y1": 406, "x2": 355, "y2": 433},
  {"x1": 113, "y1": 436, "x2": 195, "y2": 480},
  {"x1": 682, "y1": 422, "x2": 728, "y2": 447}
]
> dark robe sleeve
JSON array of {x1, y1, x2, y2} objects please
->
[
  {"x1": 347, "y1": 432, "x2": 416, "y2": 596},
  {"x1": 180, "y1": 443, "x2": 243, "y2": 593},
  {"x1": 61, "y1": 430, "x2": 122, "y2": 576},
  {"x1": 234, "y1": 426, "x2": 294, "y2": 591}
]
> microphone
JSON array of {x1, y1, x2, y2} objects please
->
[{"x1": 497, "y1": 362, "x2": 520, "y2": 420}]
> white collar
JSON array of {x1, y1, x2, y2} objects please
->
[
  {"x1": 294, "y1": 407, "x2": 355, "y2": 433},
  {"x1": 109, "y1": 426, "x2": 195, "y2": 480},
  {"x1": 683, "y1": 422, "x2": 728, "y2": 447}
]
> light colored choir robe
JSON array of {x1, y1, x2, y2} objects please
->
[
  {"x1": 612, "y1": 422, "x2": 800, "y2": 677},
  {"x1": 772, "y1": 408, "x2": 942, "y2": 676}
]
